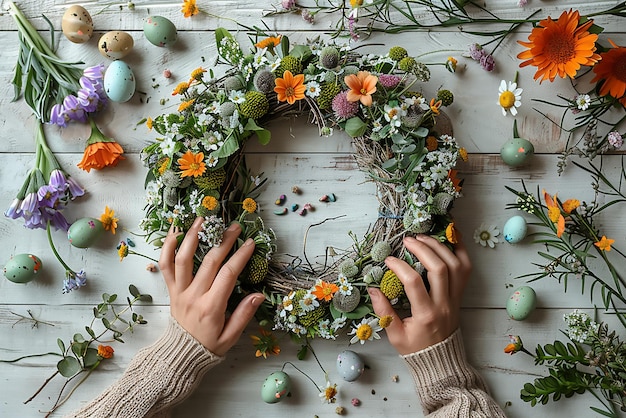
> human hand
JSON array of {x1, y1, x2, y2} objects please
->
[
  {"x1": 159, "y1": 217, "x2": 265, "y2": 356},
  {"x1": 368, "y1": 234, "x2": 471, "y2": 355}
]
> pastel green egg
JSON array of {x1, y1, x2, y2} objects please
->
[
  {"x1": 261, "y1": 371, "x2": 291, "y2": 403},
  {"x1": 4, "y1": 253, "x2": 42, "y2": 283},
  {"x1": 143, "y1": 16, "x2": 178, "y2": 47},
  {"x1": 104, "y1": 60, "x2": 136, "y2": 103},
  {"x1": 506, "y1": 286, "x2": 537, "y2": 320},
  {"x1": 503, "y1": 215, "x2": 527, "y2": 244},
  {"x1": 68, "y1": 217, "x2": 105, "y2": 248},
  {"x1": 500, "y1": 137, "x2": 534, "y2": 166}
]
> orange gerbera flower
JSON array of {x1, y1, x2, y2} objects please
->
[
  {"x1": 345, "y1": 71, "x2": 378, "y2": 106},
  {"x1": 181, "y1": 0, "x2": 199, "y2": 18},
  {"x1": 312, "y1": 280, "x2": 339, "y2": 301},
  {"x1": 78, "y1": 119, "x2": 125, "y2": 172},
  {"x1": 255, "y1": 36, "x2": 282, "y2": 50},
  {"x1": 274, "y1": 70, "x2": 306, "y2": 105},
  {"x1": 178, "y1": 150, "x2": 207, "y2": 178},
  {"x1": 591, "y1": 40, "x2": 626, "y2": 106},
  {"x1": 594, "y1": 236, "x2": 615, "y2": 252},
  {"x1": 517, "y1": 10, "x2": 601, "y2": 82},
  {"x1": 543, "y1": 190, "x2": 580, "y2": 238}
]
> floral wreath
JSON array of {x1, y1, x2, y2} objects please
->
[{"x1": 141, "y1": 29, "x2": 466, "y2": 344}]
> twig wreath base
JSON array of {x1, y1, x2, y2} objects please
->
[{"x1": 142, "y1": 30, "x2": 464, "y2": 341}]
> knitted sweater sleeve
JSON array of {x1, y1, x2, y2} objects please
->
[
  {"x1": 401, "y1": 329, "x2": 507, "y2": 417},
  {"x1": 65, "y1": 317, "x2": 223, "y2": 418}
]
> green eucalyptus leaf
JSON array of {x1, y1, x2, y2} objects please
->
[
  {"x1": 57, "y1": 338, "x2": 65, "y2": 354},
  {"x1": 345, "y1": 117, "x2": 367, "y2": 138},
  {"x1": 129, "y1": 284, "x2": 140, "y2": 298},
  {"x1": 57, "y1": 356, "x2": 81, "y2": 378},
  {"x1": 83, "y1": 348, "x2": 99, "y2": 368},
  {"x1": 73, "y1": 333, "x2": 85, "y2": 343}
]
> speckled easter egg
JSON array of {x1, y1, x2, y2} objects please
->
[
  {"x1": 98, "y1": 31, "x2": 134, "y2": 60},
  {"x1": 143, "y1": 16, "x2": 178, "y2": 47},
  {"x1": 3, "y1": 253, "x2": 42, "y2": 283},
  {"x1": 506, "y1": 286, "x2": 537, "y2": 320},
  {"x1": 61, "y1": 5, "x2": 94, "y2": 43},
  {"x1": 261, "y1": 371, "x2": 291, "y2": 403},
  {"x1": 503, "y1": 215, "x2": 527, "y2": 244},
  {"x1": 500, "y1": 137, "x2": 534, "y2": 166},
  {"x1": 68, "y1": 217, "x2": 104, "y2": 248},
  {"x1": 103, "y1": 60, "x2": 136, "y2": 102},
  {"x1": 336, "y1": 350, "x2": 365, "y2": 382}
]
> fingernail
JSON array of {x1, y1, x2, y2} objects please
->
[
  {"x1": 251, "y1": 295, "x2": 264, "y2": 306},
  {"x1": 243, "y1": 238, "x2": 254, "y2": 247},
  {"x1": 367, "y1": 287, "x2": 379, "y2": 301}
]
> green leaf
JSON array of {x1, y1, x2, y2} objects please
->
[
  {"x1": 57, "y1": 338, "x2": 65, "y2": 354},
  {"x1": 83, "y1": 348, "x2": 99, "y2": 368},
  {"x1": 280, "y1": 35, "x2": 290, "y2": 57},
  {"x1": 290, "y1": 44, "x2": 312, "y2": 60},
  {"x1": 297, "y1": 344, "x2": 308, "y2": 360},
  {"x1": 85, "y1": 326, "x2": 96, "y2": 339},
  {"x1": 102, "y1": 317, "x2": 111, "y2": 329},
  {"x1": 72, "y1": 341, "x2": 88, "y2": 358},
  {"x1": 211, "y1": 134, "x2": 239, "y2": 158},
  {"x1": 342, "y1": 305, "x2": 372, "y2": 319},
  {"x1": 57, "y1": 356, "x2": 81, "y2": 377},
  {"x1": 345, "y1": 117, "x2": 367, "y2": 138},
  {"x1": 128, "y1": 284, "x2": 140, "y2": 298},
  {"x1": 107, "y1": 294, "x2": 118, "y2": 304},
  {"x1": 244, "y1": 118, "x2": 271, "y2": 145},
  {"x1": 139, "y1": 294, "x2": 153, "y2": 302},
  {"x1": 73, "y1": 333, "x2": 85, "y2": 343},
  {"x1": 215, "y1": 28, "x2": 233, "y2": 48}
]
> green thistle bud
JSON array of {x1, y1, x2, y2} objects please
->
[
  {"x1": 370, "y1": 241, "x2": 392, "y2": 262},
  {"x1": 320, "y1": 46, "x2": 340, "y2": 69},
  {"x1": 389, "y1": 46, "x2": 408, "y2": 62},
  {"x1": 398, "y1": 56, "x2": 416, "y2": 72},
  {"x1": 239, "y1": 91, "x2": 269, "y2": 119},
  {"x1": 253, "y1": 69, "x2": 276, "y2": 93},
  {"x1": 437, "y1": 89, "x2": 454, "y2": 106}
]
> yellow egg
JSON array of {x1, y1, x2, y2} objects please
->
[
  {"x1": 61, "y1": 5, "x2": 94, "y2": 43},
  {"x1": 98, "y1": 31, "x2": 134, "y2": 60}
]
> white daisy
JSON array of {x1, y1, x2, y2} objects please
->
[
  {"x1": 473, "y1": 223, "x2": 500, "y2": 248},
  {"x1": 348, "y1": 317, "x2": 382, "y2": 345},
  {"x1": 497, "y1": 80, "x2": 523, "y2": 116},
  {"x1": 575, "y1": 94, "x2": 591, "y2": 111}
]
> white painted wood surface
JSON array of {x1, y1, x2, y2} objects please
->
[{"x1": 1, "y1": 1, "x2": 624, "y2": 417}]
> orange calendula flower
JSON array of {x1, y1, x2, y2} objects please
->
[
  {"x1": 78, "y1": 119, "x2": 125, "y2": 172},
  {"x1": 517, "y1": 10, "x2": 601, "y2": 83},
  {"x1": 274, "y1": 70, "x2": 306, "y2": 105},
  {"x1": 445, "y1": 222, "x2": 458, "y2": 244},
  {"x1": 100, "y1": 206, "x2": 119, "y2": 234},
  {"x1": 312, "y1": 280, "x2": 339, "y2": 301},
  {"x1": 181, "y1": 0, "x2": 199, "y2": 18},
  {"x1": 255, "y1": 36, "x2": 282, "y2": 50},
  {"x1": 504, "y1": 335, "x2": 524, "y2": 355},
  {"x1": 202, "y1": 195, "x2": 218, "y2": 211},
  {"x1": 591, "y1": 40, "x2": 626, "y2": 106},
  {"x1": 97, "y1": 344, "x2": 114, "y2": 359},
  {"x1": 345, "y1": 71, "x2": 378, "y2": 106},
  {"x1": 543, "y1": 190, "x2": 579, "y2": 238},
  {"x1": 242, "y1": 197, "x2": 257, "y2": 213},
  {"x1": 178, "y1": 99, "x2": 195, "y2": 112},
  {"x1": 448, "y1": 169, "x2": 462, "y2": 192},
  {"x1": 251, "y1": 328, "x2": 281, "y2": 359},
  {"x1": 595, "y1": 236, "x2": 615, "y2": 252},
  {"x1": 178, "y1": 150, "x2": 207, "y2": 178}
]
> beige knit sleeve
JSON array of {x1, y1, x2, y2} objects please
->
[
  {"x1": 65, "y1": 317, "x2": 223, "y2": 418},
  {"x1": 401, "y1": 329, "x2": 507, "y2": 417}
]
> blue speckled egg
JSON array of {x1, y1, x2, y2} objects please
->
[
  {"x1": 503, "y1": 215, "x2": 527, "y2": 244},
  {"x1": 104, "y1": 60, "x2": 136, "y2": 102},
  {"x1": 4, "y1": 253, "x2": 42, "y2": 283},
  {"x1": 261, "y1": 371, "x2": 291, "y2": 403},
  {"x1": 68, "y1": 217, "x2": 104, "y2": 248},
  {"x1": 506, "y1": 286, "x2": 537, "y2": 320},
  {"x1": 500, "y1": 137, "x2": 534, "y2": 166},
  {"x1": 336, "y1": 350, "x2": 365, "y2": 382},
  {"x1": 143, "y1": 16, "x2": 178, "y2": 47}
]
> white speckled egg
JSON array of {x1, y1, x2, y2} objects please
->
[
  {"x1": 104, "y1": 60, "x2": 136, "y2": 102},
  {"x1": 143, "y1": 16, "x2": 178, "y2": 47},
  {"x1": 503, "y1": 215, "x2": 527, "y2": 244},
  {"x1": 336, "y1": 350, "x2": 365, "y2": 382},
  {"x1": 4, "y1": 253, "x2": 42, "y2": 283},
  {"x1": 506, "y1": 286, "x2": 537, "y2": 320},
  {"x1": 68, "y1": 217, "x2": 104, "y2": 248},
  {"x1": 61, "y1": 5, "x2": 94, "y2": 43},
  {"x1": 261, "y1": 371, "x2": 291, "y2": 403},
  {"x1": 98, "y1": 31, "x2": 134, "y2": 60},
  {"x1": 500, "y1": 137, "x2": 534, "y2": 167}
]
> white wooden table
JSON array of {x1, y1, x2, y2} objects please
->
[{"x1": 1, "y1": 1, "x2": 624, "y2": 417}]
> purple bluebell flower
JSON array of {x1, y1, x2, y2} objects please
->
[
  {"x1": 77, "y1": 86, "x2": 100, "y2": 113},
  {"x1": 20, "y1": 192, "x2": 39, "y2": 218},
  {"x1": 74, "y1": 269, "x2": 87, "y2": 287},
  {"x1": 66, "y1": 175, "x2": 86, "y2": 199},
  {"x1": 49, "y1": 169, "x2": 68, "y2": 192},
  {"x1": 40, "y1": 206, "x2": 70, "y2": 231},
  {"x1": 37, "y1": 184, "x2": 63, "y2": 208},
  {"x1": 63, "y1": 94, "x2": 87, "y2": 123},
  {"x1": 4, "y1": 198, "x2": 22, "y2": 219},
  {"x1": 50, "y1": 103, "x2": 69, "y2": 127},
  {"x1": 62, "y1": 269, "x2": 87, "y2": 293},
  {"x1": 83, "y1": 64, "x2": 105, "y2": 82}
]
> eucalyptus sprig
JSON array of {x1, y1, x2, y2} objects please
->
[
  {"x1": 1, "y1": 285, "x2": 151, "y2": 417},
  {"x1": 8, "y1": 1, "x2": 83, "y2": 122}
]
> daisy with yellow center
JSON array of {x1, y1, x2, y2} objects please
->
[
  {"x1": 497, "y1": 80, "x2": 523, "y2": 116},
  {"x1": 517, "y1": 10, "x2": 601, "y2": 82},
  {"x1": 274, "y1": 70, "x2": 306, "y2": 105},
  {"x1": 178, "y1": 150, "x2": 207, "y2": 178},
  {"x1": 100, "y1": 206, "x2": 119, "y2": 234},
  {"x1": 181, "y1": 0, "x2": 199, "y2": 18},
  {"x1": 319, "y1": 381, "x2": 338, "y2": 404},
  {"x1": 594, "y1": 236, "x2": 615, "y2": 252},
  {"x1": 242, "y1": 197, "x2": 258, "y2": 213},
  {"x1": 202, "y1": 195, "x2": 219, "y2": 211},
  {"x1": 349, "y1": 317, "x2": 382, "y2": 345}
]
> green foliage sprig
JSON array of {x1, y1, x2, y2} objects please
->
[{"x1": 1, "y1": 285, "x2": 151, "y2": 417}]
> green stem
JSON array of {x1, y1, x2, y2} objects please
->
[
  {"x1": 46, "y1": 221, "x2": 74, "y2": 274},
  {"x1": 281, "y1": 361, "x2": 322, "y2": 393},
  {"x1": 0, "y1": 352, "x2": 62, "y2": 363}
]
